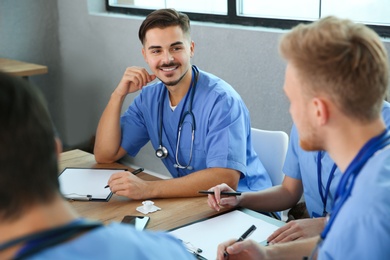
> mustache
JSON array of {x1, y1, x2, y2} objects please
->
[{"x1": 159, "y1": 62, "x2": 179, "y2": 68}]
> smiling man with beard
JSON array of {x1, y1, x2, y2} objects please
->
[{"x1": 94, "y1": 8, "x2": 271, "y2": 200}]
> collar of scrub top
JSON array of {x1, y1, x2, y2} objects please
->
[
  {"x1": 319, "y1": 129, "x2": 390, "y2": 242},
  {"x1": 0, "y1": 218, "x2": 102, "y2": 260},
  {"x1": 157, "y1": 65, "x2": 199, "y2": 171},
  {"x1": 317, "y1": 151, "x2": 337, "y2": 216}
]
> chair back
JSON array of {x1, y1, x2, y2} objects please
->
[{"x1": 251, "y1": 128, "x2": 289, "y2": 186}]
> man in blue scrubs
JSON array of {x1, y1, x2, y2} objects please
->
[
  {"x1": 266, "y1": 102, "x2": 390, "y2": 243},
  {"x1": 94, "y1": 9, "x2": 271, "y2": 199},
  {"x1": 215, "y1": 16, "x2": 390, "y2": 259},
  {"x1": 0, "y1": 72, "x2": 193, "y2": 259},
  {"x1": 208, "y1": 102, "x2": 390, "y2": 243}
]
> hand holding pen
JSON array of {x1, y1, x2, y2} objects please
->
[
  {"x1": 216, "y1": 225, "x2": 261, "y2": 260},
  {"x1": 105, "y1": 167, "x2": 151, "y2": 199},
  {"x1": 205, "y1": 183, "x2": 241, "y2": 212},
  {"x1": 223, "y1": 225, "x2": 257, "y2": 257},
  {"x1": 104, "y1": 167, "x2": 144, "y2": 188}
]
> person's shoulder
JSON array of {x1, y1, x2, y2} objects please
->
[
  {"x1": 197, "y1": 68, "x2": 241, "y2": 102},
  {"x1": 197, "y1": 68, "x2": 232, "y2": 88},
  {"x1": 101, "y1": 223, "x2": 193, "y2": 258},
  {"x1": 362, "y1": 147, "x2": 390, "y2": 186},
  {"x1": 29, "y1": 223, "x2": 192, "y2": 259},
  {"x1": 382, "y1": 100, "x2": 390, "y2": 109},
  {"x1": 372, "y1": 147, "x2": 390, "y2": 171}
]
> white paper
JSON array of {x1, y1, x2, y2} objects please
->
[
  {"x1": 59, "y1": 168, "x2": 125, "y2": 200},
  {"x1": 169, "y1": 210, "x2": 280, "y2": 260}
]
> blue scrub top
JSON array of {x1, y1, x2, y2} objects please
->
[
  {"x1": 27, "y1": 222, "x2": 195, "y2": 259},
  {"x1": 120, "y1": 66, "x2": 272, "y2": 192},
  {"x1": 283, "y1": 100, "x2": 390, "y2": 217},
  {"x1": 318, "y1": 147, "x2": 390, "y2": 259}
]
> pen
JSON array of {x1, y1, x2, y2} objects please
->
[
  {"x1": 198, "y1": 190, "x2": 242, "y2": 196},
  {"x1": 66, "y1": 195, "x2": 92, "y2": 201},
  {"x1": 224, "y1": 225, "x2": 257, "y2": 257},
  {"x1": 104, "y1": 167, "x2": 144, "y2": 188}
]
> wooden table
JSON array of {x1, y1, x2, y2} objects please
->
[
  {"x1": 0, "y1": 58, "x2": 48, "y2": 77},
  {"x1": 59, "y1": 149, "x2": 232, "y2": 231}
]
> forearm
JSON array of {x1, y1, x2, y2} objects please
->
[
  {"x1": 145, "y1": 168, "x2": 240, "y2": 198},
  {"x1": 239, "y1": 186, "x2": 297, "y2": 212},
  {"x1": 94, "y1": 92, "x2": 126, "y2": 163},
  {"x1": 265, "y1": 236, "x2": 319, "y2": 260},
  {"x1": 239, "y1": 177, "x2": 303, "y2": 213}
]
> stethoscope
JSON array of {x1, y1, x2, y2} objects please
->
[
  {"x1": 309, "y1": 129, "x2": 390, "y2": 259},
  {"x1": 155, "y1": 65, "x2": 199, "y2": 171},
  {"x1": 0, "y1": 219, "x2": 102, "y2": 259},
  {"x1": 316, "y1": 152, "x2": 337, "y2": 216}
]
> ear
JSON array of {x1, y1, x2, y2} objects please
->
[
  {"x1": 55, "y1": 137, "x2": 63, "y2": 159},
  {"x1": 313, "y1": 97, "x2": 329, "y2": 126},
  {"x1": 190, "y1": 40, "x2": 195, "y2": 58}
]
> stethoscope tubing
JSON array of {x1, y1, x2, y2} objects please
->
[{"x1": 156, "y1": 65, "x2": 199, "y2": 170}]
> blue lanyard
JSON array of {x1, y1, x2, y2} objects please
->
[
  {"x1": 316, "y1": 152, "x2": 337, "y2": 216},
  {"x1": 320, "y1": 129, "x2": 390, "y2": 241}
]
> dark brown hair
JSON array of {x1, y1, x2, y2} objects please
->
[
  {"x1": 0, "y1": 72, "x2": 59, "y2": 221},
  {"x1": 138, "y1": 8, "x2": 191, "y2": 45}
]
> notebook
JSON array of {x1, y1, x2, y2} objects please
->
[{"x1": 59, "y1": 167, "x2": 127, "y2": 201}]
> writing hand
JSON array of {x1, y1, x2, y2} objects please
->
[
  {"x1": 107, "y1": 171, "x2": 148, "y2": 199},
  {"x1": 217, "y1": 239, "x2": 266, "y2": 260}
]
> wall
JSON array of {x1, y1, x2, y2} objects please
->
[
  {"x1": 0, "y1": 0, "x2": 65, "y2": 139},
  {"x1": 55, "y1": 0, "x2": 293, "y2": 176},
  {"x1": 1, "y1": 0, "x2": 390, "y2": 177}
]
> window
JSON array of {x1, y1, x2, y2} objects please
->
[{"x1": 106, "y1": 0, "x2": 390, "y2": 37}]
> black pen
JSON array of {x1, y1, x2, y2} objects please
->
[
  {"x1": 198, "y1": 190, "x2": 242, "y2": 196},
  {"x1": 104, "y1": 167, "x2": 144, "y2": 188},
  {"x1": 224, "y1": 225, "x2": 257, "y2": 257},
  {"x1": 66, "y1": 194, "x2": 92, "y2": 201}
]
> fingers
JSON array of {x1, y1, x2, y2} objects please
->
[
  {"x1": 108, "y1": 171, "x2": 126, "y2": 184},
  {"x1": 207, "y1": 194, "x2": 220, "y2": 211},
  {"x1": 217, "y1": 240, "x2": 263, "y2": 260},
  {"x1": 123, "y1": 67, "x2": 154, "y2": 89},
  {"x1": 207, "y1": 183, "x2": 237, "y2": 211},
  {"x1": 267, "y1": 221, "x2": 302, "y2": 244},
  {"x1": 212, "y1": 185, "x2": 222, "y2": 205},
  {"x1": 107, "y1": 171, "x2": 138, "y2": 194},
  {"x1": 116, "y1": 67, "x2": 156, "y2": 96},
  {"x1": 217, "y1": 239, "x2": 236, "y2": 260}
]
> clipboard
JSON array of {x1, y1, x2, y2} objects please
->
[
  {"x1": 169, "y1": 209, "x2": 283, "y2": 259},
  {"x1": 58, "y1": 167, "x2": 128, "y2": 201}
]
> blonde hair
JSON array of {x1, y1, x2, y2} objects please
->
[{"x1": 280, "y1": 16, "x2": 389, "y2": 122}]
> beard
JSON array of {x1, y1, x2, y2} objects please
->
[
  {"x1": 298, "y1": 123, "x2": 323, "y2": 151},
  {"x1": 158, "y1": 63, "x2": 189, "y2": 87}
]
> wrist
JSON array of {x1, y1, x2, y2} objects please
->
[{"x1": 111, "y1": 91, "x2": 127, "y2": 103}]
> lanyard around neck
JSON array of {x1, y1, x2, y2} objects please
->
[
  {"x1": 317, "y1": 151, "x2": 337, "y2": 216},
  {"x1": 320, "y1": 129, "x2": 390, "y2": 241}
]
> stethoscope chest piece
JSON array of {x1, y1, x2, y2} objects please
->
[{"x1": 155, "y1": 145, "x2": 168, "y2": 159}]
